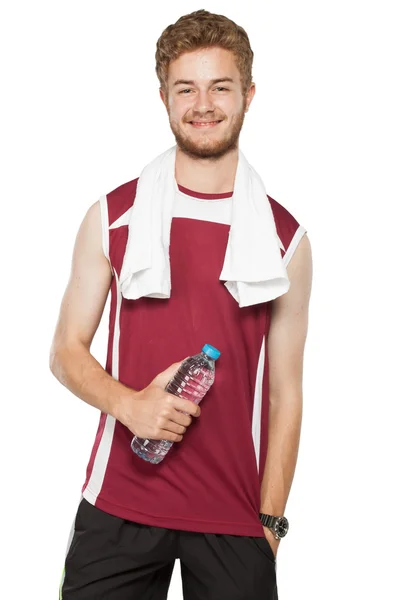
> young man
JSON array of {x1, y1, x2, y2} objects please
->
[{"x1": 51, "y1": 9, "x2": 312, "y2": 600}]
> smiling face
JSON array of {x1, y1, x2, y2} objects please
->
[{"x1": 160, "y1": 46, "x2": 255, "y2": 160}]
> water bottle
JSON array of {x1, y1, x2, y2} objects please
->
[{"x1": 131, "y1": 343, "x2": 221, "y2": 464}]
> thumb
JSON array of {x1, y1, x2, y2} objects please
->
[{"x1": 153, "y1": 357, "x2": 190, "y2": 389}]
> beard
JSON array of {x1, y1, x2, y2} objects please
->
[{"x1": 168, "y1": 105, "x2": 246, "y2": 161}]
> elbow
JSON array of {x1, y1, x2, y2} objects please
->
[
  {"x1": 269, "y1": 387, "x2": 303, "y2": 407},
  {"x1": 49, "y1": 344, "x2": 60, "y2": 378},
  {"x1": 49, "y1": 339, "x2": 86, "y2": 383},
  {"x1": 49, "y1": 339, "x2": 68, "y2": 380},
  {"x1": 49, "y1": 344, "x2": 69, "y2": 387}
]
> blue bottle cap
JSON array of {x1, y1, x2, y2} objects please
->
[{"x1": 202, "y1": 344, "x2": 221, "y2": 360}]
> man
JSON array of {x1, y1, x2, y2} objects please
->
[{"x1": 51, "y1": 9, "x2": 312, "y2": 600}]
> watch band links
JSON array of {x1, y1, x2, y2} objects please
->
[
  {"x1": 259, "y1": 512, "x2": 288, "y2": 540},
  {"x1": 259, "y1": 513, "x2": 278, "y2": 528}
]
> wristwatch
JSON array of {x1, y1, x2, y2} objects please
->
[{"x1": 259, "y1": 513, "x2": 289, "y2": 540}]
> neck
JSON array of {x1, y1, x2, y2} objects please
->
[{"x1": 175, "y1": 146, "x2": 239, "y2": 194}]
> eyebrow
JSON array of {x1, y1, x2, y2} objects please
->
[{"x1": 173, "y1": 77, "x2": 235, "y2": 87}]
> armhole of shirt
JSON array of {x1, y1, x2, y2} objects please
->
[
  {"x1": 98, "y1": 194, "x2": 114, "y2": 276},
  {"x1": 283, "y1": 224, "x2": 307, "y2": 267}
]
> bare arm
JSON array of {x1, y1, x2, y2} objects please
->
[
  {"x1": 49, "y1": 201, "x2": 200, "y2": 440},
  {"x1": 260, "y1": 233, "x2": 313, "y2": 540},
  {"x1": 49, "y1": 200, "x2": 132, "y2": 417}
]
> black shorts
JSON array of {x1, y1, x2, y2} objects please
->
[{"x1": 60, "y1": 498, "x2": 278, "y2": 600}]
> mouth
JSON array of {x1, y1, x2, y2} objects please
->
[{"x1": 188, "y1": 120, "x2": 223, "y2": 129}]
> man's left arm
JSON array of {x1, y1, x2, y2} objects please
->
[{"x1": 260, "y1": 233, "x2": 313, "y2": 555}]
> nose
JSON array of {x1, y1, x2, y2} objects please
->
[{"x1": 192, "y1": 89, "x2": 215, "y2": 115}]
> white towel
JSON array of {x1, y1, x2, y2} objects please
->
[{"x1": 119, "y1": 145, "x2": 290, "y2": 308}]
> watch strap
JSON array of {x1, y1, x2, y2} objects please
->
[{"x1": 259, "y1": 513, "x2": 279, "y2": 528}]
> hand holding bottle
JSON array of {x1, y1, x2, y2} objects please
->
[
  {"x1": 131, "y1": 344, "x2": 220, "y2": 464},
  {"x1": 117, "y1": 359, "x2": 201, "y2": 442}
]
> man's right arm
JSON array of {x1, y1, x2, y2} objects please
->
[
  {"x1": 49, "y1": 200, "x2": 131, "y2": 418},
  {"x1": 49, "y1": 200, "x2": 200, "y2": 441}
]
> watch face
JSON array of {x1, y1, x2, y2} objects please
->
[{"x1": 276, "y1": 516, "x2": 289, "y2": 538}]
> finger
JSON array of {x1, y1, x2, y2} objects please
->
[
  {"x1": 165, "y1": 419, "x2": 188, "y2": 436},
  {"x1": 174, "y1": 399, "x2": 201, "y2": 417},
  {"x1": 159, "y1": 428, "x2": 184, "y2": 442},
  {"x1": 170, "y1": 410, "x2": 193, "y2": 428}
]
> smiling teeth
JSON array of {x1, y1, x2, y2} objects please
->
[{"x1": 192, "y1": 121, "x2": 219, "y2": 125}]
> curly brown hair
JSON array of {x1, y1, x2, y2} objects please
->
[{"x1": 155, "y1": 9, "x2": 254, "y2": 96}]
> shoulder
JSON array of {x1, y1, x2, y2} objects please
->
[
  {"x1": 267, "y1": 194, "x2": 308, "y2": 265},
  {"x1": 105, "y1": 177, "x2": 139, "y2": 227}
]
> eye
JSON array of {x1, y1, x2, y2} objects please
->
[
  {"x1": 179, "y1": 89, "x2": 192, "y2": 94},
  {"x1": 215, "y1": 87, "x2": 229, "y2": 91}
]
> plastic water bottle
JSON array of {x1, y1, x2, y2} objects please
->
[{"x1": 131, "y1": 344, "x2": 221, "y2": 464}]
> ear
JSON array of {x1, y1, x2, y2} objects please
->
[
  {"x1": 159, "y1": 87, "x2": 168, "y2": 108},
  {"x1": 245, "y1": 82, "x2": 256, "y2": 113}
]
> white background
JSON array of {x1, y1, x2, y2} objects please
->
[{"x1": 1, "y1": 1, "x2": 399, "y2": 598}]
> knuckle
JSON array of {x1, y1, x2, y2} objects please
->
[{"x1": 157, "y1": 417, "x2": 166, "y2": 429}]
